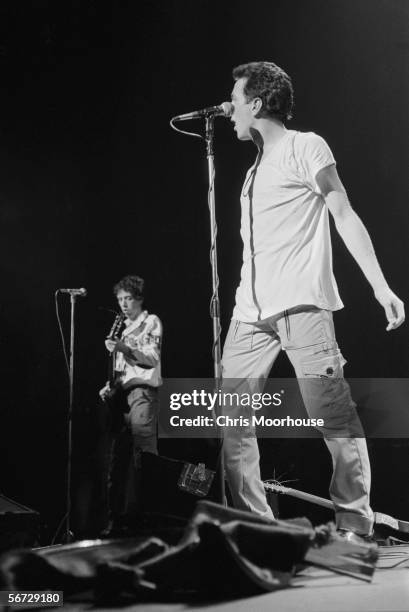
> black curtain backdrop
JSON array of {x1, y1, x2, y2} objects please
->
[{"x1": 0, "y1": 0, "x2": 408, "y2": 536}]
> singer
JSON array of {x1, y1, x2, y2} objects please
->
[
  {"x1": 99, "y1": 274, "x2": 162, "y2": 535},
  {"x1": 221, "y1": 61, "x2": 405, "y2": 545}
]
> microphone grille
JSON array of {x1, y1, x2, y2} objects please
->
[{"x1": 220, "y1": 101, "x2": 234, "y2": 117}]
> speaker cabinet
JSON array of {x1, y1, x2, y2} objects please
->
[{"x1": 0, "y1": 494, "x2": 40, "y2": 552}]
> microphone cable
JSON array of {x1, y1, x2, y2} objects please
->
[{"x1": 54, "y1": 290, "x2": 70, "y2": 379}]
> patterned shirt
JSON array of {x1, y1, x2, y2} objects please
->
[{"x1": 112, "y1": 310, "x2": 162, "y2": 388}]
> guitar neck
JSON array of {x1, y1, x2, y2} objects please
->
[
  {"x1": 265, "y1": 482, "x2": 333, "y2": 510},
  {"x1": 106, "y1": 314, "x2": 125, "y2": 386},
  {"x1": 264, "y1": 481, "x2": 409, "y2": 540},
  {"x1": 109, "y1": 353, "x2": 116, "y2": 385}
]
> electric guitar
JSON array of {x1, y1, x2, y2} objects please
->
[
  {"x1": 103, "y1": 313, "x2": 126, "y2": 412},
  {"x1": 264, "y1": 480, "x2": 409, "y2": 541}
]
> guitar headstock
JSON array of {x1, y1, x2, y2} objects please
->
[
  {"x1": 107, "y1": 313, "x2": 125, "y2": 341},
  {"x1": 264, "y1": 480, "x2": 289, "y2": 495}
]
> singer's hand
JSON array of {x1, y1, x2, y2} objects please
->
[{"x1": 374, "y1": 286, "x2": 405, "y2": 331}]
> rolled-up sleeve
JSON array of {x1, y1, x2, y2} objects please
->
[{"x1": 296, "y1": 132, "x2": 336, "y2": 194}]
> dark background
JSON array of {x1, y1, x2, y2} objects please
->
[{"x1": 0, "y1": 0, "x2": 408, "y2": 538}]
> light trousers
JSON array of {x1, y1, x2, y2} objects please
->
[{"x1": 221, "y1": 306, "x2": 373, "y2": 534}]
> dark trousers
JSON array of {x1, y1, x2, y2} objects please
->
[{"x1": 107, "y1": 385, "x2": 158, "y2": 523}]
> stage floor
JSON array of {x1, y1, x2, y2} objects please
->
[{"x1": 60, "y1": 544, "x2": 409, "y2": 612}]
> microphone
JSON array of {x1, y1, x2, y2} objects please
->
[
  {"x1": 173, "y1": 102, "x2": 234, "y2": 122},
  {"x1": 59, "y1": 288, "x2": 88, "y2": 297}
]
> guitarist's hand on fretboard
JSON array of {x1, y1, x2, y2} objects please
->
[{"x1": 105, "y1": 338, "x2": 118, "y2": 352}]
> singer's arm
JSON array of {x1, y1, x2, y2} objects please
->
[{"x1": 316, "y1": 164, "x2": 405, "y2": 330}]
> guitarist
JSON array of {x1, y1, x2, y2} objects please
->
[{"x1": 99, "y1": 274, "x2": 162, "y2": 534}]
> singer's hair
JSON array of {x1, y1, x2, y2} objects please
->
[
  {"x1": 113, "y1": 275, "x2": 144, "y2": 300},
  {"x1": 232, "y1": 61, "x2": 294, "y2": 121}
]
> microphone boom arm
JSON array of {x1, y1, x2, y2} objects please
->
[{"x1": 172, "y1": 101, "x2": 233, "y2": 122}]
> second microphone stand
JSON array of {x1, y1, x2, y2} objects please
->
[
  {"x1": 65, "y1": 292, "x2": 78, "y2": 542},
  {"x1": 54, "y1": 289, "x2": 80, "y2": 544}
]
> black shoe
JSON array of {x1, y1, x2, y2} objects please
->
[{"x1": 336, "y1": 529, "x2": 377, "y2": 547}]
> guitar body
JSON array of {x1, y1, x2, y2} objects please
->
[
  {"x1": 104, "y1": 380, "x2": 126, "y2": 410},
  {"x1": 264, "y1": 481, "x2": 409, "y2": 541}
]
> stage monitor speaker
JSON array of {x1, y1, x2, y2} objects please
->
[{"x1": 0, "y1": 494, "x2": 40, "y2": 552}]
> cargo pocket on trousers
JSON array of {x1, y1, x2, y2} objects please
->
[
  {"x1": 298, "y1": 351, "x2": 354, "y2": 428},
  {"x1": 302, "y1": 351, "x2": 346, "y2": 379}
]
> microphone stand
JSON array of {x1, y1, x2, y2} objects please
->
[
  {"x1": 205, "y1": 116, "x2": 225, "y2": 505},
  {"x1": 55, "y1": 290, "x2": 79, "y2": 543},
  {"x1": 170, "y1": 112, "x2": 226, "y2": 505},
  {"x1": 65, "y1": 292, "x2": 77, "y2": 542}
]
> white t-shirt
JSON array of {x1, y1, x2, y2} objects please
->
[{"x1": 233, "y1": 130, "x2": 343, "y2": 323}]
